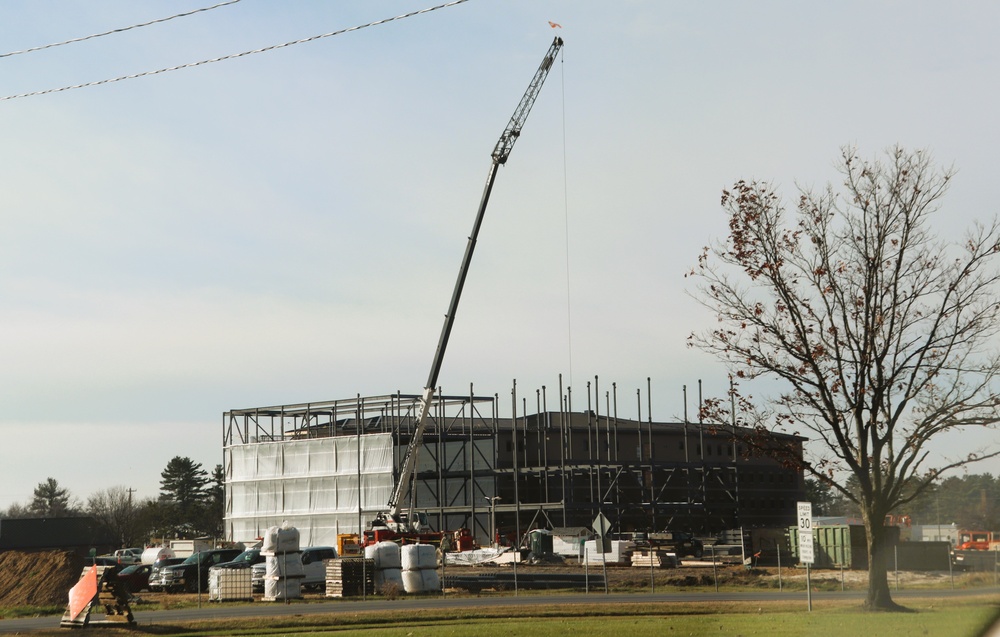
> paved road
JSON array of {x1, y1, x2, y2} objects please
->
[{"x1": 3, "y1": 587, "x2": 999, "y2": 634}]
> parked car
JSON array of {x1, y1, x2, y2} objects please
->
[
  {"x1": 115, "y1": 563, "x2": 152, "y2": 593},
  {"x1": 251, "y1": 546, "x2": 338, "y2": 593},
  {"x1": 157, "y1": 549, "x2": 243, "y2": 593},
  {"x1": 148, "y1": 557, "x2": 184, "y2": 592}
]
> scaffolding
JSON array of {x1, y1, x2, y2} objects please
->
[{"x1": 223, "y1": 382, "x2": 805, "y2": 547}]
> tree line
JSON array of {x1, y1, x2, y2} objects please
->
[
  {"x1": 0, "y1": 456, "x2": 223, "y2": 548},
  {"x1": 807, "y1": 472, "x2": 1000, "y2": 531}
]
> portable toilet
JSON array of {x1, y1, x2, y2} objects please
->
[{"x1": 529, "y1": 529, "x2": 554, "y2": 556}]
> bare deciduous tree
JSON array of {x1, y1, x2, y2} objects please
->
[
  {"x1": 87, "y1": 485, "x2": 139, "y2": 547},
  {"x1": 689, "y1": 146, "x2": 1000, "y2": 610}
]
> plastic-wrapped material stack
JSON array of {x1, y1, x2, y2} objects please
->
[
  {"x1": 261, "y1": 524, "x2": 300, "y2": 554},
  {"x1": 364, "y1": 541, "x2": 404, "y2": 594},
  {"x1": 400, "y1": 544, "x2": 440, "y2": 593},
  {"x1": 261, "y1": 523, "x2": 303, "y2": 601},
  {"x1": 583, "y1": 539, "x2": 635, "y2": 565}
]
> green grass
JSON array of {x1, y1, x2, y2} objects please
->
[
  {"x1": 18, "y1": 598, "x2": 1000, "y2": 637},
  {"x1": 0, "y1": 603, "x2": 64, "y2": 619}
]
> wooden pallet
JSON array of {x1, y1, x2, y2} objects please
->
[
  {"x1": 325, "y1": 557, "x2": 375, "y2": 597},
  {"x1": 60, "y1": 565, "x2": 135, "y2": 628},
  {"x1": 630, "y1": 550, "x2": 678, "y2": 568}
]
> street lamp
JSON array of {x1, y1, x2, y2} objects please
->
[{"x1": 485, "y1": 496, "x2": 502, "y2": 547}]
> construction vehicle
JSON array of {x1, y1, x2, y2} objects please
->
[
  {"x1": 365, "y1": 36, "x2": 564, "y2": 547},
  {"x1": 957, "y1": 529, "x2": 1000, "y2": 551}
]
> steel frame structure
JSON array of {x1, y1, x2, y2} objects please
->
[{"x1": 223, "y1": 383, "x2": 805, "y2": 545}]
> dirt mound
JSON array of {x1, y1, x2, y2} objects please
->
[{"x1": 0, "y1": 550, "x2": 84, "y2": 608}]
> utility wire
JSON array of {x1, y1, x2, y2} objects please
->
[
  {"x1": 0, "y1": 0, "x2": 243, "y2": 59},
  {"x1": 0, "y1": 0, "x2": 470, "y2": 101}
]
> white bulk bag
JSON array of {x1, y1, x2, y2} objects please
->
[
  {"x1": 401, "y1": 569, "x2": 424, "y2": 593},
  {"x1": 374, "y1": 567, "x2": 404, "y2": 593},
  {"x1": 400, "y1": 544, "x2": 437, "y2": 571},
  {"x1": 263, "y1": 577, "x2": 301, "y2": 600},
  {"x1": 261, "y1": 523, "x2": 300, "y2": 554},
  {"x1": 364, "y1": 541, "x2": 401, "y2": 570},
  {"x1": 265, "y1": 553, "x2": 304, "y2": 579},
  {"x1": 421, "y1": 568, "x2": 440, "y2": 592}
]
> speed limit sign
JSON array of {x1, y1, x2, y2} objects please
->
[
  {"x1": 796, "y1": 502, "x2": 816, "y2": 564},
  {"x1": 797, "y1": 501, "x2": 814, "y2": 564}
]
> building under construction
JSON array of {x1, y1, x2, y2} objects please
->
[{"x1": 222, "y1": 384, "x2": 806, "y2": 548}]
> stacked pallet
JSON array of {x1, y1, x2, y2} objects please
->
[
  {"x1": 630, "y1": 550, "x2": 677, "y2": 568},
  {"x1": 325, "y1": 558, "x2": 375, "y2": 598}
]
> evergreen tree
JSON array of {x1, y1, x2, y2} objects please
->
[
  {"x1": 159, "y1": 456, "x2": 209, "y2": 535},
  {"x1": 199, "y1": 464, "x2": 225, "y2": 538},
  {"x1": 29, "y1": 477, "x2": 73, "y2": 517}
]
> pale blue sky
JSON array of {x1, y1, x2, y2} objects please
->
[{"x1": 1, "y1": 1, "x2": 998, "y2": 510}]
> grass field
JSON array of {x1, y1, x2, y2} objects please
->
[{"x1": 16, "y1": 597, "x2": 1000, "y2": 637}]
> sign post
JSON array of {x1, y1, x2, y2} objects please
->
[
  {"x1": 797, "y1": 501, "x2": 814, "y2": 611},
  {"x1": 592, "y1": 512, "x2": 611, "y2": 595}
]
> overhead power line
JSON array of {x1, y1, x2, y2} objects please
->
[
  {"x1": 0, "y1": 0, "x2": 243, "y2": 59},
  {"x1": 0, "y1": 0, "x2": 470, "y2": 101}
]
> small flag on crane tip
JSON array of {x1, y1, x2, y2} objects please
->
[{"x1": 548, "y1": 21, "x2": 562, "y2": 29}]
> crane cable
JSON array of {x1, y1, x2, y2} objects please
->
[
  {"x1": 0, "y1": 0, "x2": 244, "y2": 59},
  {"x1": 559, "y1": 43, "x2": 575, "y2": 390},
  {"x1": 0, "y1": 0, "x2": 470, "y2": 101}
]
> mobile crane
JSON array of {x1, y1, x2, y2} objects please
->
[{"x1": 365, "y1": 36, "x2": 564, "y2": 546}]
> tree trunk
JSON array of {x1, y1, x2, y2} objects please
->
[{"x1": 864, "y1": 517, "x2": 905, "y2": 611}]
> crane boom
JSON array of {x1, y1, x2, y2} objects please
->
[{"x1": 382, "y1": 37, "x2": 564, "y2": 527}]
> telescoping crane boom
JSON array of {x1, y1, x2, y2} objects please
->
[{"x1": 373, "y1": 36, "x2": 564, "y2": 537}]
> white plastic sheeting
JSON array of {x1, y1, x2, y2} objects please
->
[{"x1": 225, "y1": 434, "x2": 395, "y2": 548}]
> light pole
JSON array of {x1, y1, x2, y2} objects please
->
[{"x1": 485, "y1": 496, "x2": 502, "y2": 547}]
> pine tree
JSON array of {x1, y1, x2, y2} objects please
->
[
  {"x1": 159, "y1": 457, "x2": 209, "y2": 534},
  {"x1": 29, "y1": 477, "x2": 73, "y2": 517}
]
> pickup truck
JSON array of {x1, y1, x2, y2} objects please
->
[
  {"x1": 99, "y1": 548, "x2": 142, "y2": 565},
  {"x1": 251, "y1": 546, "x2": 338, "y2": 593},
  {"x1": 155, "y1": 548, "x2": 243, "y2": 593}
]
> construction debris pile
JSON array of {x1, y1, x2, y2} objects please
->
[{"x1": 0, "y1": 550, "x2": 83, "y2": 607}]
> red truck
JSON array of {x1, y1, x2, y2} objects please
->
[{"x1": 957, "y1": 530, "x2": 1000, "y2": 551}]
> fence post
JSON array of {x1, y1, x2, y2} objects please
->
[
  {"x1": 894, "y1": 545, "x2": 899, "y2": 592},
  {"x1": 711, "y1": 545, "x2": 718, "y2": 592},
  {"x1": 649, "y1": 545, "x2": 655, "y2": 593},
  {"x1": 777, "y1": 544, "x2": 782, "y2": 591},
  {"x1": 948, "y1": 544, "x2": 954, "y2": 589}
]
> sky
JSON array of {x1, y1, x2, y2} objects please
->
[{"x1": 1, "y1": 0, "x2": 999, "y2": 511}]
